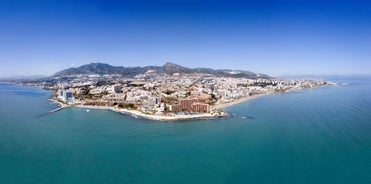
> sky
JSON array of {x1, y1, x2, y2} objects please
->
[{"x1": 0, "y1": 0, "x2": 370, "y2": 77}]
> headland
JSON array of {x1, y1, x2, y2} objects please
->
[{"x1": 15, "y1": 63, "x2": 337, "y2": 121}]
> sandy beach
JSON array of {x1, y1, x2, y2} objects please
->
[{"x1": 212, "y1": 93, "x2": 269, "y2": 109}]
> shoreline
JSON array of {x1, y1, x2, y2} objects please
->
[
  {"x1": 78, "y1": 105, "x2": 228, "y2": 121},
  {"x1": 48, "y1": 99, "x2": 233, "y2": 121},
  {"x1": 46, "y1": 91, "x2": 287, "y2": 121},
  {"x1": 213, "y1": 93, "x2": 269, "y2": 109},
  {"x1": 47, "y1": 85, "x2": 326, "y2": 121},
  {"x1": 56, "y1": 104, "x2": 230, "y2": 121},
  {"x1": 47, "y1": 94, "x2": 271, "y2": 121}
]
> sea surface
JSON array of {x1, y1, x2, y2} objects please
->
[{"x1": 0, "y1": 76, "x2": 371, "y2": 184}]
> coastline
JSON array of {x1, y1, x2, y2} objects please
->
[
  {"x1": 48, "y1": 94, "x2": 271, "y2": 121},
  {"x1": 51, "y1": 104, "x2": 230, "y2": 121},
  {"x1": 48, "y1": 99, "x2": 233, "y2": 121},
  {"x1": 47, "y1": 85, "x2": 329, "y2": 121},
  {"x1": 78, "y1": 105, "x2": 227, "y2": 121},
  {"x1": 213, "y1": 93, "x2": 269, "y2": 109}
]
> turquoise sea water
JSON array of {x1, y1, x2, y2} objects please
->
[{"x1": 0, "y1": 77, "x2": 371, "y2": 184}]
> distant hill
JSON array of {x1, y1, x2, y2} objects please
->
[{"x1": 53, "y1": 62, "x2": 271, "y2": 79}]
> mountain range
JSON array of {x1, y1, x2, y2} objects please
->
[{"x1": 53, "y1": 62, "x2": 271, "y2": 79}]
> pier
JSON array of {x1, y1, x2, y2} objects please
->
[{"x1": 48, "y1": 107, "x2": 64, "y2": 114}]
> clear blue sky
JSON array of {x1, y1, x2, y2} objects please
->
[{"x1": 0, "y1": 0, "x2": 370, "y2": 77}]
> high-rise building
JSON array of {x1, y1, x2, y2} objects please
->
[
  {"x1": 155, "y1": 97, "x2": 161, "y2": 105},
  {"x1": 179, "y1": 96, "x2": 198, "y2": 111},
  {"x1": 175, "y1": 96, "x2": 210, "y2": 113},
  {"x1": 113, "y1": 85, "x2": 122, "y2": 93},
  {"x1": 57, "y1": 89, "x2": 74, "y2": 102},
  {"x1": 191, "y1": 103, "x2": 210, "y2": 113}
]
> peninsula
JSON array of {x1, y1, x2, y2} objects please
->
[{"x1": 15, "y1": 63, "x2": 336, "y2": 120}]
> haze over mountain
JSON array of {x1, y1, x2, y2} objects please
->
[{"x1": 53, "y1": 62, "x2": 271, "y2": 79}]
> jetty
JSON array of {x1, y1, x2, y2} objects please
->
[{"x1": 48, "y1": 107, "x2": 64, "y2": 114}]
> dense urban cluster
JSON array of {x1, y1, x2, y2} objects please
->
[{"x1": 17, "y1": 72, "x2": 335, "y2": 119}]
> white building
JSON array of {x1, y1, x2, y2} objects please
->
[{"x1": 57, "y1": 89, "x2": 74, "y2": 102}]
